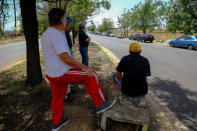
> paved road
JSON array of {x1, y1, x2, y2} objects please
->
[
  {"x1": 0, "y1": 41, "x2": 26, "y2": 69},
  {"x1": 90, "y1": 34, "x2": 197, "y2": 130}
]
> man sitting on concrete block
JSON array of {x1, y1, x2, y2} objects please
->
[{"x1": 113, "y1": 42, "x2": 151, "y2": 98}]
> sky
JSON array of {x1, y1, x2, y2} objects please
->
[
  {"x1": 4, "y1": 0, "x2": 169, "y2": 30},
  {"x1": 88, "y1": 0, "x2": 169, "y2": 27},
  {"x1": 88, "y1": 0, "x2": 146, "y2": 27}
]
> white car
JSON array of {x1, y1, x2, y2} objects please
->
[
  {"x1": 116, "y1": 33, "x2": 124, "y2": 38},
  {"x1": 109, "y1": 33, "x2": 116, "y2": 37}
]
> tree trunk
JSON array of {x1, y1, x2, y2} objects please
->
[
  {"x1": 20, "y1": 0, "x2": 43, "y2": 86},
  {"x1": 13, "y1": 0, "x2": 17, "y2": 36},
  {"x1": 143, "y1": 28, "x2": 146, "y2": 34}
]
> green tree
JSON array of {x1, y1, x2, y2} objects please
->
[
  {"x1": 166, "y1": 0, "x2": 197, "y2": 34},
  {"x1": 17, "y1": 14, "x2": 23, "y2": 33},
  {"x1": 44, "y1": 0, "x2": 110, "y2": 43},
  {"x1": 64, "y1": 0, "x2": 111, "y2": 43},
  {"x1": 154, "y1": 0, "x2": 167, "y2": 30},
  {"x1": 118, "y1": 9, "x2": 131, "y2": 37},
  {"x1": 132, "y1": 0, "x2": 160, "y2": 33},
  {"x1": 37, "y1": 1, "x2": 49, "y2": 35},
  {"x1": 97, "y1": 18, "x2": 114, "y2": 32}
]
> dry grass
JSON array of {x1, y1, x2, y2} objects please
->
[{"x1": 0, "y1": 36, "x2": 25, "y2": 45}]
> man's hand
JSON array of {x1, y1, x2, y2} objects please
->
[
  {"x1": 81, "y1": 66, "x2": 95, "y2": 77},
  {"x1": 85, "y1": 37, "x2": 91, "y2": 43},
  {"x1": 58, "y1": 52, "x2": 95, "y2": 77}
]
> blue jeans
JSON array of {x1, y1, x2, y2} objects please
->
[
  {"x1": 70, "y1": 48, "x2": 73, "y2": 56},
  {"x1": 113, "y1": 72, "x2": 122, "y2": 90},
  {"x1": 79, "y1": 46, "x2": 89, "y2": 66}
]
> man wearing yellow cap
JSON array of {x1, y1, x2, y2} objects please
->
[{"x1": 113, "y1": 42, "x2": 151, "y2": 97}]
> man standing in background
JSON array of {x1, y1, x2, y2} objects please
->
[
  {"x1": 65, "y1": 17, "x2": 73, "y2": 97},
  {"x1": 65, "y1": 17, "x2": 73, "y2": 56},
  {"x1": 78, "y1": 22, "x2": 90, "y2": 66}
]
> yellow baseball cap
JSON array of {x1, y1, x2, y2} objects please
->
[{"x1": 129, "y1": 42, "x2": 141, "y2": 52}]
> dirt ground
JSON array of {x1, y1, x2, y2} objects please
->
[{"x1": 0, "y1": 43, "x2": 118, "y2": 131}]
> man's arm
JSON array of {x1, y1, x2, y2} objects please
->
[
  {"x1": 146, "y1": 60, "x2": 151, "y2": 76},
  {"x1": 85, "y1": 37, "x2": 90, "y2": 43},
  {"x1": 116, "y1": 57, "x2": 125, "y2": 79},
  {"x1": 59, "y1": 52, "x2": 94, "y2": 76}
]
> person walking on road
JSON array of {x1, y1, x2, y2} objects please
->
[
  {"x1": 113, "y1": 42, "x2": 151, "y2": 97},
  {"x1": 78, "y1": 22, "x2": 90, "y2": 66},
  {"x1": 41, "y1": 8, "x2": 115, "y2": 131}
]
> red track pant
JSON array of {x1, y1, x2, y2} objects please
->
[{"x1": 46, "y1": 68, "x2": 105, "y2": 125}]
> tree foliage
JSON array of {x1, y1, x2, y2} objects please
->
[
  {"x1": 97, "y1": 18, "x2": 114, "y2": 32},
  {"x1": 166, "y1": 0, "x2": 197, "y2": 34},
  {"x1": 118, "y1": 9, "x2": 131, "y2": 36},
  {"x1": 131, "y1": 0, "x2": 166, "y2": 33},
  {"x1": 36, "y1": 0, "x2": 111, "y2": 43},
  {"x1": 118, "y1": 0, "x2": 167, "y2": 33},
  {"x1": 118, "y1": 10, "x2": 130, "y2": 31},
  {"x1": 37, "y1": 1, "x2": 49, "y2": 35}
]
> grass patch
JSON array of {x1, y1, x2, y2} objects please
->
[{"x1": 0, "y1": 36, "x2": 25, "y2": 45}]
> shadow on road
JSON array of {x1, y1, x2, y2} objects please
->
[{"x1": 149, "y1": 77, "x2": 197, "y2": 130}]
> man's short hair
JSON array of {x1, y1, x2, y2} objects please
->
[
  {"x1": 48, "y1": 8, "x2": 65, "y2": 26},
  {"x1": 79, "y1": 22, "x2": 86, "y2": 30}
]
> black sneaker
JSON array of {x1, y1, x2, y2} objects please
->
[
  {"x1": 52, "y1": 117, "x2": 70, "y2": 131},
  {"x1": 96, "y1": 100, "x2": 116, "y2": 114}
]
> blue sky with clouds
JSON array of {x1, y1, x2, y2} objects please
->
[
  {"x1": 88, "y1": 0, "x2": 146, "y2": 27},
  {"x1": 5, "y1": 0, "x2": 169, "y2": 30}
]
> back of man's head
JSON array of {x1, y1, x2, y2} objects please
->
[
  {"x1": 79, "y1": 22, "x2": 86, "y2": 30},
  {"x1": 129, "y1": 42, "x2": 141, "y2": 54},
  {"x1": 48, "y1": 8, "x2": 65, "y2": 26}
]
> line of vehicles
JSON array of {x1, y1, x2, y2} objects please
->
[
  {"x1": 90, "y1": 31, "x2": 197, "y2": 50},
  {"x1": 91, "y1": 31, "x2": 155, "y2": 42}
]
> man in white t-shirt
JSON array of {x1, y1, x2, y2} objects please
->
[{"x1": 41, "y1": 8, "x2": 115, "y2": 131}]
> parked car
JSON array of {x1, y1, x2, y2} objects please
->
[
  {"x1": 169, "y1": 35, "x2": 197, "y2": 50},
  {"x1": 106, "y1": 31, "x2": 113, "y2": 37},
  {"x1": 129, "y1": 33, "x2": 140, "y2": 40},
  {"x1": 116, "y1": 33, "x2": 125, "y2": 38},
  {"x1": 98, "y1": 32, "x2": 102, "y2": 35},
  {"x1": 138, "y1": 34, "x2": 154, "y2": 42},
  {"x1": 109, "y1": 33, "x2": 116, "y2": 37},
  {"x1": 101, "y1": 32, "x2": 107, "y2": 36}
]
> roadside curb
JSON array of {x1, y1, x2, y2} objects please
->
[
  {"x1": 0, "y1": 56, "x2": 26, "y2": 72},
  {"x1": 92, "y1": 40, "x2": 188, "y2": 131}
]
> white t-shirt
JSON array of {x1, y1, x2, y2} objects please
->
[{"x1": 41, "y1": 27, "x2": 72, "y2": 77}]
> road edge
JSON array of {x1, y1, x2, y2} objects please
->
[
  {"x1": 0, "y1": 56, "x2": 26, "y2": 72},
  {"x1": 92, "y1": 40, "x2": 188, "y2": 131}
]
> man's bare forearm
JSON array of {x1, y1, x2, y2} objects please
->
[{"x1": 59, "y1": 52, "x2": 85, "y2": 69}]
